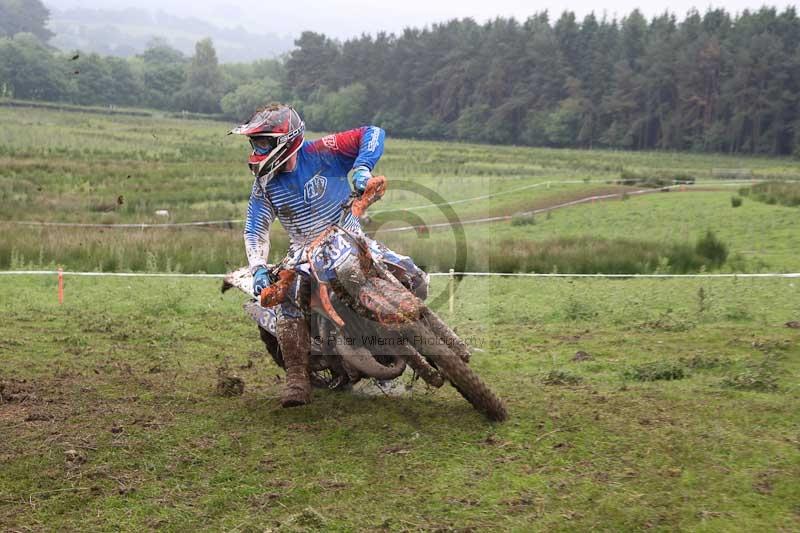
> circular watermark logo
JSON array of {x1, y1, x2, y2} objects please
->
[{"x1": 361, "y1": 179, "x2": 467, "y2": 311}]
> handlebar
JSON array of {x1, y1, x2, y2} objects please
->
[
  {"x1": 259, "y1": 269, "x2": 297, "y2": 307},
  {"x1": 351, "y1": 175, "x2": 387, "y2": 217}
]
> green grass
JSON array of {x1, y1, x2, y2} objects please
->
[
  {"x1": 622, "y1": 361, "x2": 688, "y2": 382},
  {"x1": 1, "y1": 275, "x2": 799, "y2": 530},
  {"x1": 2, "y1": 105, "x2": 800, "y2": 273},
  {"x1": 741, "y1": 181, "x2": 800, "y2": 207},
  {"x1": 384, "y1": 190, "x2": 800, "y2": 273},
  {"x1": 3, "y1": 102, "x2": 800, "y2": 530}
]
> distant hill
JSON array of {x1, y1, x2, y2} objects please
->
[{"x1": 47, "y1": 7, "x2": 295, "y2": 62}]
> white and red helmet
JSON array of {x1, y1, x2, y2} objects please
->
[{"x1": 229, "y1": 104, "x2": 305, "y2": 180}]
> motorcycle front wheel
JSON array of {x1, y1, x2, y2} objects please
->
[{"x1": 405, "y1": 321, "x2": 508, "y2": 422}]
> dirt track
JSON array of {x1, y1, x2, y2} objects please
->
[{"x1": 377, "y1": 184, "x2": 726, "y2": 234}]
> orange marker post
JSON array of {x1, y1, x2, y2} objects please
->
[{"x1": 58, "y1": 268, "x2": 64, "y2": 305}]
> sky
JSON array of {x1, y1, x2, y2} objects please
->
[{"x1": 47, "y1": 0, "x2": 799, "y2": 39}]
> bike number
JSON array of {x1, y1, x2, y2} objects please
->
[{"x1": 312, "y1": 232, "x2": 353, "y2": 279}]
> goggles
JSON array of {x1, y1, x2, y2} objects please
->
[{"x1": 249, "y1": 135, "x2": 280, "y2": 155}]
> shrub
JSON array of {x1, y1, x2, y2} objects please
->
[
  {"x1": 746, "y1": 181, "x2": 800, "y2": 207},
  {"x1": 510, "y1": 212, "x2": 536, "y2": 226},
  {"x1": 722, "y1": 305, "x2": 753, "y2": 321},
  {"x1": 618, "y1": 169, "x2": 689, "y2": 187},
  {"x1": 665, "y1": 244, "x2": 704, "y2": 274},
  {"x1": 680, "y1": 354, "x2": 724, "y2": 369},
  {"x1": 695, "y1": 230, "x2": 728, "y2": 267},
  {"x1": 721, "y1": 364, "x2": 779, "y2": 392},
  {"x1": 541, "y1": 369, "x2": 583, "y2": 385},
  {"x1": 623, "y1": 361, "x2": 687, "y2": 382},
  {"x1": 696, "y1": 287, "x2": 707, "y2": 314},
  {"x1": 672, "y1": 172, "x2": 696, "y2": 184},
  {"x1": 466, "y1": 236, "x2": 713, "y2": 275},
  {"x1": 731, "y1": 196, "x2": 743, "y2": 207},
  {"x1": 637, "y1": 312, "x2": 695, "y2": 332},
  {"x1": 619, "y1": 168, "x2": 645, "y2": 184},
  {"x1": 562, "y1": 296, "x2": 596, "y2": 321}
]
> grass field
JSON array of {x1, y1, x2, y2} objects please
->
[
  {"x1": 2, "y1": 105, "x2": 800, "y2": 273},
  {"x1": 1, "y1": 275, "x2": 799, "y2": 530},
  {"x1": 2, "y1": 104, "x2": 800, "y2": 531},
  {"x1": 379, "y1": 190, "x2": 800, "y2": 273}
]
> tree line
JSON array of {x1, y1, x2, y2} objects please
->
[
  {"x1": 0, "y1": 0, "x2": 286, "y2": 116},
  {"x1": 0, "y1": 31, "x2": 285, "y2": 115},
  {"x1": 1, "y1": 0, "x2": 799, "y2": 156},
  {"x1": 288, "y1": 8, "x2": 800, "y2": 156}
]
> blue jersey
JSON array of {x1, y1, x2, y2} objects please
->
[{"x1": 244, "y1": 126, "x2": 385, "y2": 271}]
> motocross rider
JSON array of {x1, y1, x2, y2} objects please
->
[{"x1": 230, "y1": 103, "x2": 428, "y2": 408}]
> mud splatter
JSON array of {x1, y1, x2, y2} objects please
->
[{"x1": 215, "y1": 367, "x2": 245, "y2": 397}]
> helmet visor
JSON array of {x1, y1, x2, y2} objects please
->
[{"x1": 249, "y1": 135, "x2": 280, "y2": 155}]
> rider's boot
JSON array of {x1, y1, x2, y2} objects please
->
[{"x1": 276, "y1": 317, "x2": 312, "y2": 407}]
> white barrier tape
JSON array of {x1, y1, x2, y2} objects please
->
[
  {"x1": 0, "y1": 271, "x2": 223, "y2": 278},
  {"x1": 428, "y1": 272, "x2": 800, "y2": 278},
  {"x1": 0, "y1": 270, "x2": 797, "y2": 279},
  {"x1": 2, "y1": 220, "x2": 239, "y2": 228}
]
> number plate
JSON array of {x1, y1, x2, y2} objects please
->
[{"x1": 310, "y1": 231, "x2": 354, "y2": 282}]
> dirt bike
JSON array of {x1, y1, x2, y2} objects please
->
[{"x1": 222, "y1": 176, "x2": 507, "y2": 421}]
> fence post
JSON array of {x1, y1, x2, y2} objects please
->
[
  {"x1": 58, "y1": 268, "x2": 64, "y2": 305},
  {"x1": 449, "y1": 268, "x2": 455, "y2": 315}
]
